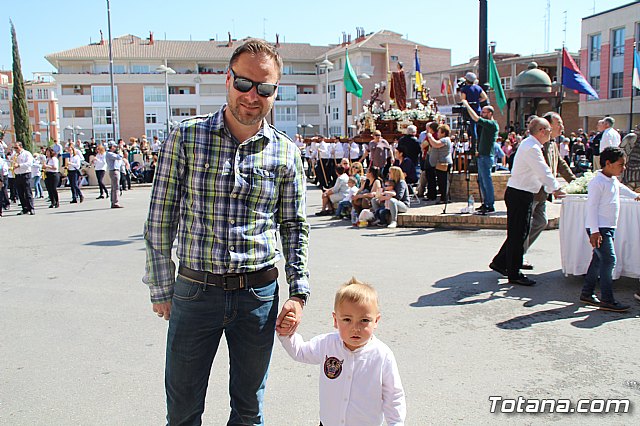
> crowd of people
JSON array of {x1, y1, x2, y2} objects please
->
[
  {"x1": 0, "y1": 134, "x2": 163, "y2": 216},
  {"x1": 295, "y1": 106, "x2": 639, "y2": 229}
]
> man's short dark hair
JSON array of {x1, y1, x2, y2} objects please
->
[
  {"x1": 542, "y1": 111, "x2": 561, "y2": 124},
  {"x1": 229, "y1": 38, "x2": 283, "y2": 78},
  {"x1": 603, "y1": 116, "x2": 615, "y2": 127},
  {"x1": 600, "y1": 146, "x2": 625, "y2": 166}
]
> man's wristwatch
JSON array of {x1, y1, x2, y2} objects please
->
[{"x1": 291, "y1": 294, "x2": 308, "y2": 306}]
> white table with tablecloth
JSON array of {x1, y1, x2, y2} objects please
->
[{"x1": 559, "y1": 195, "x2": 640, "y2": 279}]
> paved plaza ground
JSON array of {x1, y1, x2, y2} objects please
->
[{"x1": 1, "y1": 184, "x2": 638, "y2": 425}]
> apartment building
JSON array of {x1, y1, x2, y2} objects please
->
[
  {"x1": 45, "y1": 30, "x2": 450, "y2": 142},
  {"x1": 0, "y1": 71, "x2": 59, "y2": 146},
  {"x1": 579, "y1": 1, "x2": 640, "y2": 131}
]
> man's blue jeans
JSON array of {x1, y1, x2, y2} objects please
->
[
  {"x1": 477, "y1": 155, "x2": 495, "y2": 209},
  {"x1": 165, "y1": 276, "x2": 279, "y2": 426},
  {"x1": 582, "y1": 228, "x2": 616, "y2": 304}
]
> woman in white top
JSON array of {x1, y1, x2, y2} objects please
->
[
  {"x1": 31, "y1": 152, "x2": 44, "y2": 198},
  {"x1": 43, "y1": 147, "x2": 60, "y2": 208},
  {"x1": 66, "y1": 146, "x2": 84, "y2": 203},
  {"x1": 316, "y1": 164, "x2": 350, "y2": 215},
  {"x1": 91, "y1": 145, "x2": 109, "y2": 199}
]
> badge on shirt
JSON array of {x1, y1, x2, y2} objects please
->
[{"x1": 324, "y1": 356, "x2": 344, "y2": 379}]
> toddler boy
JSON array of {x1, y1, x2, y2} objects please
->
[{"x1": 278, "y1": 278, "x2": 406, "y2": 425}]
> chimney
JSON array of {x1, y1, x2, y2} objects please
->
[
  {"x1": 275, "y1": 33, "x2": 280, "y2": 48},
  {"x1": 99, "y1": 30, "x2": 105, "y2": 45},
  {"x1": 227, "y1": 32, "x2": 233, "y2": 47},
  {"x1": 347, "y1": 34, "x2": 351, "y2": 44},
  {"x1": 149, "y1": 31, "x2": 154, "y2": 45}
]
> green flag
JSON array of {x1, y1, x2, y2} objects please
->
[
  {"x1": 488, "y1": 51, "x2": 506, "y2": 112},
  {"x1": 344, "y1": 49, "x2": 363, "y2": 98}
]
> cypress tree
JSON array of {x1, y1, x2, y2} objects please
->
[{"x1": 10, "y1": 20, "x2": 33, "y2": 152}]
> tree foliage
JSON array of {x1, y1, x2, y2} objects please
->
[{"x1": 11, "y1": 20, "x2": 32, "y2": 152}]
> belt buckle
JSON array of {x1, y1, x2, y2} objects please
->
[{"x1": 222, "y1": 274, "x2": 244, "y2": 291}]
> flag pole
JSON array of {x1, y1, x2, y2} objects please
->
[
  {"x1": 630, "y1": 41, "x2": 637, "y2": 132},
  {"x1": 558, "y1": 45, "x2": 565, "y2": 115},
  {"x1": 445, "y1": 78, "x2": 450, "y2": 105}
]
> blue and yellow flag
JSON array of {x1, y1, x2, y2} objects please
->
[{"x1": 415, "y1": 48, "x2": 423, "y2": 92}]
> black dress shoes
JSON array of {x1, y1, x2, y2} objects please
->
[
  {"x1": 489, "y1": 262, "x2": 507, "y2": 276},
  {"x1": 508, "y1": 275, "x2": 536, "y2": 286}
]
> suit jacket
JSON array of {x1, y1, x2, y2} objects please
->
[{"x1": 534, "y1": 141, "x2": 576, "y2": 202}]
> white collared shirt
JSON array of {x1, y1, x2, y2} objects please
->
[
  {"x1": 332, "y1": 142, "x2": 344, "y2": 159},
  {"x1": 46, "y1": 157, "x2": 59, "y2": 172},
  {"x1": 317, "y1": 141, "x2": 331, "y2": 159},
  {"x1": 15, "y1": 150, "x2": 34, "y2": 175},
  {"x1": 279, "y1": 332, "x2": 406, "y2": 426},
  {"x1": 68, "y1": 153, "x2": 83, "y2": 171},
  {"x1": 348, "y1": 142, "x2": 362, "y2": 159},
  {"x1": 585, "y1": 171, "x2": 638, "y2": 232},
  {"x1": 600, "y1": 127, "x2": 621, "y2": 153},
  {"x1": 93, "y1": 153, "x2": 107, "y2": 171},
  {"x1": 508, "y1": 135, "x2": 560, "y2": 194}
]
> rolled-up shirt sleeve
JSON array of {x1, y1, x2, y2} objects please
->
[
  {"x1": 143, "y1": 127, "x2": 184, "y2": 303},
  {"x1": 276, "y1": 145, "x2": 310, "y2": 298}
]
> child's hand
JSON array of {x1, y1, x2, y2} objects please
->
[
  {"x1": 276, "y1": 312, "x2": 297, "y2": 336},
  {"x1": 589, "y1": 232, "x2": 602, "y2": 248}
]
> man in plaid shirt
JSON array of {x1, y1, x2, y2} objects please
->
[{"x1": 143, "y1": 39, "x2": 310, "y2": 425}]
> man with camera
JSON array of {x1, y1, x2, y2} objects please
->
[{"x1": 461, "y1": 99, "x2": 499, "y2": 214}]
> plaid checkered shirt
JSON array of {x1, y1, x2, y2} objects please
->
[{"x1": 143, "y1": 108, "x2": 310, "y2": 304}]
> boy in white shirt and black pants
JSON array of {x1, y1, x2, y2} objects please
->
[{"x1": 581, "y1": 147, "x2": 640, "y2": 312}]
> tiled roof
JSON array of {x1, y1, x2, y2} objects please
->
[{"x1": 45, "y1": 34, "x2": 331, "y2": 66}]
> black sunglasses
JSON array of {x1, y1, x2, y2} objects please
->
[{"x1": 229, "y1": 68, "x2": 278, "y2": 98}]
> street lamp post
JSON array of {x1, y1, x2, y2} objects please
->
[
  {"x1": 38, "y1": 121, "x2": 49, "y2": 144},
  {"x1": 297, "y1": 123, "x2": 313, "y2": 139},
  {"x1": 156, "y1": 65, "x2": 176, "y2": 139},
  {"x1": 318, "y1": 57, "x2": 334, "y2": 137},
  {"x1": 65, "y1": 125, "x2": 83, "y2": 144}
]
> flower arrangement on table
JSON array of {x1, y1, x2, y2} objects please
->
[{"x1": 563, "y1": 171, "x2": 595, "y2": 194}]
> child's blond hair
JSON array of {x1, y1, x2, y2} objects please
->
[{"x1": 334, "y1": 277, "x2": 379, "y2": 312}]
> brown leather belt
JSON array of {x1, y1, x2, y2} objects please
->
[{"x1": 177, "y1": 265, "x2": 278, "y2": 290}]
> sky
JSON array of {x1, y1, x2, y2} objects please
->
[{"x1": 0, "y1": 0, "x2": 634, "y2": 79}]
